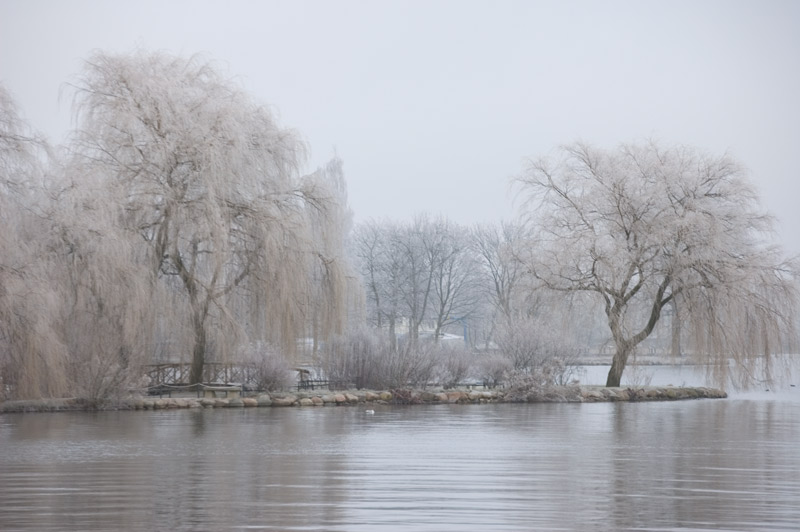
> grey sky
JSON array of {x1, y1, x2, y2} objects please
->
[{"x1": 2, "y1": 0, "x2": 799, "y2": 253}]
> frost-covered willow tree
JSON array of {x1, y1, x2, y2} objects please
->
[
  {"x1": 0, "y1": 84, "x2": 67, "y2": 399},
  {"x1": 517, "y1": 141, "x2": 797, "y2": 388},
  {"x1": 301, "y1": 156, "x2": 361, "y2": 352},
  {"x1": 1, "y1": 83, "x2": 156, "y2": 401},
  {"x1": 70, "y1": 51, "x2": 353, "y2": 384}
]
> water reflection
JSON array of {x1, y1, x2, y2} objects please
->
[{"x1": 1, "y1": 397, "x2": 799, "y2": 531}]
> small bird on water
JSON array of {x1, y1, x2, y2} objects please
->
[{"x1": 365, "y1": 409, "x2": 375, "y2": 414}]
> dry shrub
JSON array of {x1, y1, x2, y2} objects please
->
[
  {"x1": 475, "y1": 353, "x2": 513, "y2": 388},
  {"x1": 433, "y1": 342, "x2": 473, "y2": 389},
  {"x1": 495, "y1": 319, "x2": 581, "y2": 387},
  {"x1": 319, "y1": 328, "x2": 456, "y2": 390},
  {"x1": 504, "y1": 373, "x2": 582, "y2": 402},
  {"x1": 239, "y1": 342, "x2": 293, "y2": 392},
  {"x1": 396, "y1": 339, "x2": 446, "y2": 389},
  {"x1": 317, "y1": 326, "x2": 377, "y2": 389},
  {"x1": 624, "y1": 360, "x2": 654, "y2": 387}
]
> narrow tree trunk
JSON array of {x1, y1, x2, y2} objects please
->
[
  {"x1": 311, "y1": 311, "x2": 319, "y2": 355},
  {"x1": 670, "y1": 299, "x2": 681, "y2": 358},
  {"x1": 388, "y1": 318, "x2": 397, "y2": 352},
  {"x1": 409, "y1": 319, "x2": 419, "y2": 346},
  {"x1": 190, "y1": 320, "x2": 206, "y2": 385},
  {"x1": 433, "y1": 322, "x2": 442, "y2": 344}
]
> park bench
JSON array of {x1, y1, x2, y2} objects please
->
[{"x1": 197, "y1": 383, "x2": 242, "y2": 398}]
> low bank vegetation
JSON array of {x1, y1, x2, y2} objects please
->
[{"x1": 316, "y1": 322, "x2": 580, "y2": 392}]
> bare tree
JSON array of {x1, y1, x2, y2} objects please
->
[
  {"x1": 517, "y1": 140, "x2": 797, "y2": 387},
  {"x1": 69, "y1": 51, "x2": 353, "y2": 384},
  {"x1": 471, "y1": 222, "x2": 599, "y2": 352},
  {"x1": 473, "y1": 221, "x2": 528, "y2": 320},
  {"x1": 471, "y1": 221, "x2": 531, "y2": 349},
  {"x1": 397, "y1": 215, "x2": 438, "y2": 345},
  {"x1": 352, "y1": 216, "x2": 482, "y2": 348},
  {"x1": 427, "y1": 219, "x2": 481, "y2": 342},
  {"x1": 352, "y1": 217, "x2": 436, "y2": 347},
  {"x1": 351, "y1": 219, "x2": 405, "y2": 350}
]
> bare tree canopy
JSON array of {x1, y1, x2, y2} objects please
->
[
  {"x1": 472, "y1": 221, "x2": 528, "y2": 320},
  {"x1": 517, "y1": 141, "x2": 798, "y2": 387},
  {"x1": 352, "y1": 216, "x2": 483, "y2": 349}
]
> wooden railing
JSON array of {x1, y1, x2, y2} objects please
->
[{"x1": 145, "y1": 363, "x2": 259, "y2": 386}]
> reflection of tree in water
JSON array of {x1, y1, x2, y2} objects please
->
[{"x1": 190, "y1": 409, "x2": 206, "y2": 438}]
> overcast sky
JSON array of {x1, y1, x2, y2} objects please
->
[{"x1": 2, "y1": 0, "x2": 799, "y2": 253}]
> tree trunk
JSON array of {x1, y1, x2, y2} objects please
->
[
  {"x1": 189, "y1": 320, "x2": 206, "y2": 385},
  {"x1": 671, "y1": 299, "x2": 681, "y2": 358},
  {"x1": 434, "y1": 321, "x2": 442, "y2": 344},
  {"x1": 388, "y1": 318, "x2": 397, "y2": 352},
  {"x1": 409, "y1": 319, "x2": 419, "y2": 346},
  {"x1": 606, "y1": 343, "x2": 632, "y2": 387}
]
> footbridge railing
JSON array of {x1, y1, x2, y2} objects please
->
[{"x1": 145, "y1": 363, "x2": 259, "y2": 387}]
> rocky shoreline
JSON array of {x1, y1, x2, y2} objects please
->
[{"x1": 0, "y1": 385, "x2": 727, "y2": 413}]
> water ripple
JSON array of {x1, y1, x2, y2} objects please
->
[{"x1": 1, "y1": 399, "x2": 798, "y2": 531}]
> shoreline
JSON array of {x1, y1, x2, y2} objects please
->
[{"x1": 0, "y1": 385, "x2": 727, "y2": 414}]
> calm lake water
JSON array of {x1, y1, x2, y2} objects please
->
[{"x1": 1, "y1": 368, "x2": 799, "y2": 531}]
